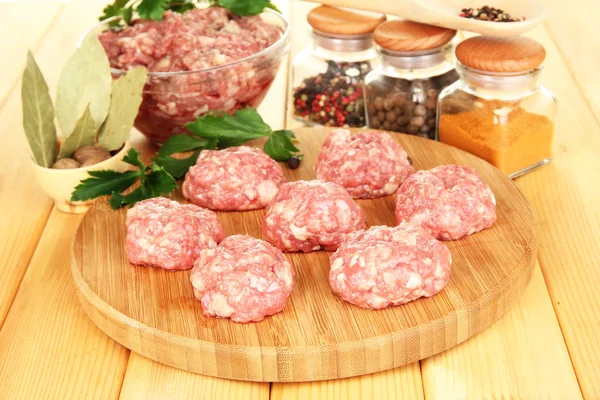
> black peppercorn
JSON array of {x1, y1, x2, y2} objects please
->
[{"x1": 287, "y1": 157, "x2": 301, "y2": 169}]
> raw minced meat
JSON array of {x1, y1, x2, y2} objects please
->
[
  {"x1": 329, "y1": 223, "x2": 452, "y2": 309},
  {"x1": 395, "y1": 164, "x2": 496, "y2": 240},
  {"x1": 190, "y1": 234, "x2": 294, "y2": 323},
  {"x1": 182, "y1": 146, "x2": 287, "y2": 211},
  {"x1": 262, "y1": 180, "x2": 366, "y2": 253},
  {"x1": 98, "y1": 7, "x2": 284, "y2": 143},
  {"x1": 315, "y1": 129, "x2": 414, "y2": 199},
  {"x1": 126, "y1": 197, "x2": 225, "y2": 271}
]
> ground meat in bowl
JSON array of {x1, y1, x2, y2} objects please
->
[{"x1": 98, "y1": 7, "x2": 286, "y2": 143}]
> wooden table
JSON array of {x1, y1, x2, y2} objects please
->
[{"x1": 0, "y1": 1, "x2": 598, "y2": 398}]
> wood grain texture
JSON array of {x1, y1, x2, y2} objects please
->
[
  {"x1": 455, "y1": 36, "x2": 546, "y2": 73},
  {"x1": 373, "y1": 20, "x2": 456, "y2": 52},
  {"x1": 541, "y1": 0, "x2": 600, "y2": 122},
  {"x1": 514, "y1": 24, "x2": 600, "y2": 398},
  {"x1": 0, "y1": 1, "x2": 63, "y2": 106},
  {"x1": 0, "y1": 210, "x2": 129, "y2": 400},
  {"x1": 307, "y1": 5, "x2": 386, "y2": 35},
  {"x1": 421, "y1": 265, "x2": 582, "y2": 399},
  {"x1": 0, "y1": 0, "x2": 110, "y2": 328},
  {"x1": 71, "y1": 128, "x2": 536, "y2": 382},
  {"x1": 120, "y1": 353, "x2": 269, "y2": 400},
  {"x1": 271, "y1": 362, "x2": 424, "y2": 400},
  {"x1": 0, "y1": 0, "x2": 64, "y2": 327}
]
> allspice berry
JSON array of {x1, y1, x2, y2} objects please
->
[
  {"x1": 52, "y1": 158, "x2": 81, "y2": 169},
  {"x1": 81, "y1": 155, "x2": 111, "y2": 167},
  {"x1": 74, "y1": 145, "x2": 111, "y2": 164}
]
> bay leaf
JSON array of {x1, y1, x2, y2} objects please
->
[
  {"x1": 58, "y1": 104, "x2": 97, "y2": 159},
  {"x1": 21, "y1": 50, "x2": 56, "y2": 168},
  {"x1": 55, "y1": 34, "x2": 111, "y2": 137},
  {"x1": 98, "y1": 67, "x2": 147, "y2": 151}
]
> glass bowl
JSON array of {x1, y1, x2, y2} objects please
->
[{"x1": 88, "y1": 8, "x2": 290, "y2": 144}]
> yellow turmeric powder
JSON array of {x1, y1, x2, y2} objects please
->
[{"x1": 438, "y1": 100, "x2": 554, "y2": 175}]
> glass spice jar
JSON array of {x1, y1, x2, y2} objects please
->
[
  {"x1": 437, "y1": 36, "x2": 556, "y2": 177},
  {"x1": 364, "y1": 21, "x2": 459, "y2": 139},
  {"x1": 291, "y1": 6, "x2": 385, "y2": 128}
]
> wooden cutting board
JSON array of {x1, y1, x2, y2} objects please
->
[{"x1": 71, "y1": 128, "x2": 536, "y2": 382}]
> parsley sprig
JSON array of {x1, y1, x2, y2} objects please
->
[
  {"x1": 100, "y1": 0, "x2": 280, "y2": 28},
  {"x1": 70, "y1": 107, "x2": 301, "y2": 209}
]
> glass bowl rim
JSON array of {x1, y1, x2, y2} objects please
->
[{"x1": 84, "y1": 7, "x2": 290, "y2": 77}]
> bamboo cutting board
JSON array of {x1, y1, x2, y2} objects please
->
[{"x1": 71, "y1": 128, "x2": 536, "y2": 382}]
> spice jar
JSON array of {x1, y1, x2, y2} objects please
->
[
  {"x1": 364, "y1": 21, "x2": 458, "y2": 139},
  {"x1": 437, "y1": 36, "x2": 556, "y2": 176},
  {"x1": 291, "y1": 6, "x2": 385, "y2": 127}
]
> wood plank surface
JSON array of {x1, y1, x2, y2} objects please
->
[
  {"x1": 0, "y1": 1, "x2": 65, "y2": 328},
  {"x1": 0, "y1": 210, "x2": 129, "y2": 400},
  {"x1": 542, "y1": 0, "x2": 600, "y2": 122},
  {"x1": 0, "y1": 0, "x2": 598, "y2": 398},
  {"x1": 271, "y1": 363, "x2": 424, "y2": 400},
  {"x1": 120, "y1": 353, "x2": 270, "y2": 400},
  {"x1": 514, "y1": 25, "x2": 600, "y2": 399},
  {"x1": 421, "y1": 265, "x2": 581, "y2": 399},
  {"x1": 0, "y1": 1, "x2": 63, "y2": 106}
]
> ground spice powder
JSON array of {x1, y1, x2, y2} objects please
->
[{"x1": 438, "y1": 101, "x2": 554, "y2": 175}]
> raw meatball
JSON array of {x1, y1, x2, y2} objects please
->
[
  {"x1": 190, "y1": 235, "x2": 294, "y2": 323},
  {"x1": 182, "y1": 146, "x2": 287, "y2": 211},
  {"x1": 329, "y1": 223, "x2": 452, "y2": 309},
  {"x1": 395, "y1": 164, "x2": 496, "y2": 240},
  {"x1": 126, "y1": 197, "x2": 225, "y2": 271},
  {"x1": 262, "y1": 180, "x2": 366, "y2": 252},
  {"x1": 315, "y1": 129, "x2": 414, "y2": 199}
]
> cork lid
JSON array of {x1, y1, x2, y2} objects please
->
[
  {"x1": 373, "y1": 20, "x2": 456, "y2": 52},
  {"x1": 456, "y1": 36, "x2": 546, "y2": 73},
  {"x1": 307, "y1": 5, "x2": 386, "y2": 35}
]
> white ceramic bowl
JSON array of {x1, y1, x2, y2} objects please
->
[{"x1": 32, "y1": 141, "x2": 133, "y2": 214}]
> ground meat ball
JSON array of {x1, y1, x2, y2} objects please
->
[
  {"x1": 98, "y1": 7, "x2": 283, "y2": 143},
  {"x1": 262, "y1": 180, "x2": 366, "y2": 252},
  {"x1": 190, "y1": 235, "x2": 294, "y2": 323},
  {"x1": 395, "y1": 165, "x2": 497, "y2": 240},
  {"x1": 315, "y1": 129, "x2": 414, "y2": 199},
  {"x1": 329, "y1": 223, "x2": 452, "y2": 309},
  {"x1": 182, "y1": 146, "x2": 287, "y2": 211},
  {"x1": 126, "y1": 197, "x2": 225, "y2": 270}
]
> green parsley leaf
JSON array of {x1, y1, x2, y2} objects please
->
[
  {"x1": 99, "y1": 0, "x2": 133, "y2": 28},
  {"x1": 154, "y1": 134, "x2": 217, "y2": 178},
  {"x1": 123, "y1": 147, "x2": 146, "y2": 171},
  {"x1": 186, "y1": 108, "x2": 272, "y2": 148},
  {"x1": 166, "y1": 0, "x2": 196, "y2": 13},
  {"x1": 70, "y1": 169, "x2": 139, "y2": 202},
  {"x1": 137, "y1": 0, "x2": 169, "y2": 20},
  {"x1": 109, "y1": 163, "x2": 177, "y2": 209},
  {"x1": 70, "y1": 148, "x2": 178, "y2": 209},
  {"x1": 215, "y1": 0, "x2": 272, "y2": 16},
  {"x1": 263, "y1": 129, "x2": 301, "y2": 161}
]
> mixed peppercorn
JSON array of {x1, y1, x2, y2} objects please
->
[
  {"x1": 293, "y1": 61, "x2": 371, "y2": 127},
  {"x1": 459, "y1": 6, "x2": 526, "y2": 22}
]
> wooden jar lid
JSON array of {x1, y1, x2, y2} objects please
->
[
  {"x1": 307, "y1": 5, "x2": 386, "y2": 35},
  {"x1": 373, "y1": 20, "x2": 456, "y2": 52},
  {"x1": 456, "y1": 36, "x2": 546, "y2": 72}
]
